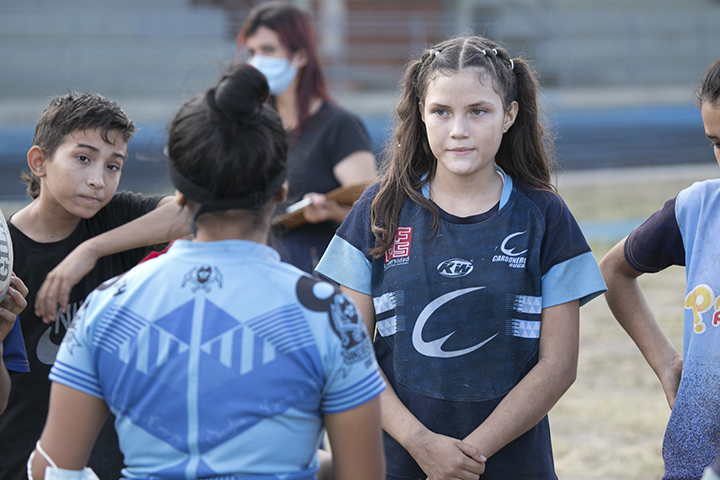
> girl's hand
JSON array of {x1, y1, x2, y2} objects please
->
[
  {"x1": 659, "y1": 356, "x2": 683, "y2": 409},
  {"x1": 35, "y1": 243, "x2": 99, "y2": 324},
  {"x1": 409, "y1": 430, "x2": 486, "y2": 480},
  {"x1": 0, "y1": 274, "x2": 28, "y2": 342}
]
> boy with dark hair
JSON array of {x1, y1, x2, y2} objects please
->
[{"x1": 0, "y1": 92, "x2": 185, "y2": 480}]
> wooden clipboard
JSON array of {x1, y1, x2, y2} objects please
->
[{"x1": 272, "y1": 182, "x2": 370, "y2": 229}]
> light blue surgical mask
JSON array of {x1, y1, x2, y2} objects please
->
[{"x1": 249, "y1": 55, "x2": 297, "y2": 96}]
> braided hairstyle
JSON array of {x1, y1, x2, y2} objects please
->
[{"x1": 369, "y1": 35, "x2": 556, "y2": 258}]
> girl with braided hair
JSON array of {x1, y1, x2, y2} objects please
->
[{"x1": 317, "y1": 35, "x2": 606, "y2": 479}]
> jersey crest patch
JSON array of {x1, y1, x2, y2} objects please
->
[
  {"x1": 384, "y1": 226, "x2": 412, "y2": 268},
  {"x1": 182, "y1": 265, "x2": 223, "y2": 292},
  {"x1": 492, "y1": 231, "x2": 528, "y2": 269}
]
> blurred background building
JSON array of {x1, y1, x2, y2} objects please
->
[{"x1": 2, "y1": 0, "x2": 720, "y2": 200}]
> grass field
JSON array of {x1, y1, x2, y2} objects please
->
[{"x1": 551, "y1": 163, "x2": 718, "y2": 480}]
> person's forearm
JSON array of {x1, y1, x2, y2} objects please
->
[
  {"x1": 82, "y1": 199, "x2": 189, "y2": 260},
  {"x1": 377, "y1": 369, "x2": 431, "y2": 453},
  {"x1": 601, "y1": 247, "x2": 681, "y2": 383},
  {"x1": 0, "y1": 344, "x2": 10, "y2": 414},
  {"x1": 463, "y1": 348, "x2": 576, "y2": 458},
  {"x1": 464, "y1": 301, "x2": 579, "y2": 458}
]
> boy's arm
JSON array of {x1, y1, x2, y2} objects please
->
[
  {"x1": 35, "y1": 198, "x2": 190, "y2": 323},
  {"x1": 600, "y1": 238, "x2": 683, "y2": 408}
]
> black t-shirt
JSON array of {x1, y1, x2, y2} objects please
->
[
  {"x1": 285, "y1": 101, "x2": 371, "y2": 204},
  {"x1": 273, "y1": 102, "x2": 372, "y2": 273},
  {"x1": 0, "y1": 191, "x2": 162, "y2": 480}
]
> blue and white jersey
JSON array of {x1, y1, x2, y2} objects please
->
[
  {"x1": 316, "y1": 169, "x2": 605, "y2": 480},
  {"x1": 50, "y1": 240, "x2": 384, "y2": 480},
  {"x1": 626, "y1": 179, "x2": 720, "y2": 480}
]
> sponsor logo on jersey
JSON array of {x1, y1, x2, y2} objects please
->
[
  {"x1": 182, "y1": 264, "x2": 223, "y2": 292},
  {"x1": 492, "y1": 231, "x2": 528, "y2": 269},
  {"x1": 412, "y1": 287, "x2": 498, "y2": 358},
  {"x1": 437, "y1": 258, "x2": 474, "y2": 278},
  {"x1": 384, "y1": 227, "x2": 412, "y2": 269},
  {"x1": 37, "y1": 301, "x2": 81, "y2": 365}
]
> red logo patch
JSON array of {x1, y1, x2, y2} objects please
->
[{"x1": 385, "y1": 227, "x2": 412, "y2": 263}]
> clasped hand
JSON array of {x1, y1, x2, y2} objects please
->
[{"x1": 412, "y1": 430, "x2": 486, "y2": 480}]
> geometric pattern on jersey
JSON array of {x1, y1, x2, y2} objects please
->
[
  {"x1": 50, "y1": 239, "x2": 386, "y2": 480},
  {"x1": 507, "y1": 294, "x2": 542, "y2": 314},
  {"x1": 374, "y1": 291, "x2": 405, "y2": 337},
  {"x1": 56, "y1": 297, "x2": 324, "y2": 479},
  {"x1": 506, "y1": 319, "x2": 541, "y2": 339}
]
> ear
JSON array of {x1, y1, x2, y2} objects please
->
[
  {"x1": 27, "y1": 146, "x2": 47, "y2": 177},
  {"x1": 274, "y1": 180, "x2": 289, "y2": 203},
  {"x1": 174, "y1": 190, "x2": 188, "y2": 208},
  {"x1": 292, "y1": 49, "x2": 308, "y2": 69},
  {"x1": 419, "y1": 102, "x2": 426, "y2": 123},
  {"x1": 503, "y1": 101, "x2": 519, "y2": 132}
]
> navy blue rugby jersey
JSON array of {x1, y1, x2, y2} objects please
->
[{"x1": 316, "y1": 168, "x2": 606, "y2": 480}]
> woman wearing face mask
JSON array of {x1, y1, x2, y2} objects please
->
[{"x1": 238, "y1": 1, "x2": 376, "y2": 274}]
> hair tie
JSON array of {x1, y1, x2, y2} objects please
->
[
  {"x1": 509, "y1": 58, "x2": 515, "y2": 70},
  {"x1": 426, "y1": 48, "x2": 440, "y2": 61},
  {"x1": 492, "y1": 48, "x2": 498, "y2": 55}
]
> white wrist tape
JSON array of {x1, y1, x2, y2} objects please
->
[{"x1": 27, "y1": 441, "x2": 99, "y2": 480}]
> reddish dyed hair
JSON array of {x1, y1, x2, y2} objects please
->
[{"x1": 238, "y1": 1, "x2": 332, "y2": 135}]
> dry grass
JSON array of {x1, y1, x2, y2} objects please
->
[{"x1": 549, "y1": 163, "x2": 718, "y2": 480}]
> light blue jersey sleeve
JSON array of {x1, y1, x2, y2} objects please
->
[
  {"x1": 316, "y1": 236, "x2": 372, "y2": 295},
  {"x1": 296, "y1": 278, "x2": 384, "y2": 413},
  {"x1": 541, "y1": 251, "x2": 606, "y2": 308}
]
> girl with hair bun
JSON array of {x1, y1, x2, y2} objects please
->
[
  {"x1": 238, "y1": 1, "x2": 376, "y2": 274},
  {"x1": 28, "y1": 64, "x2": 385, "y2": 480},
  {"x1": 317, "y1": 35, "x2": 606, "y2": 479}
]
